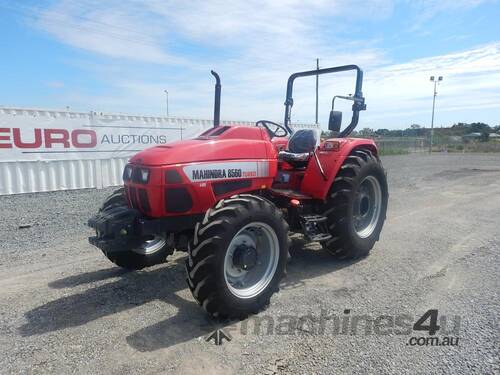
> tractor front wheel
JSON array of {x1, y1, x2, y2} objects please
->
[
  {"x1": 186, "y1": 194, "x2": 289, "y2": 319},
  {"x1": 321, "y1": 148, "x2": 388, "y2": 259}
]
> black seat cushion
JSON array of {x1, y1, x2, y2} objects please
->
[
  {"x1": 287, "y1": 129, "x2": 318, "y2": 153},
  {"x1": 278, "y1": 129, "x2": 319, "y2": 167}
]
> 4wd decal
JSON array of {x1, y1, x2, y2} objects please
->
[{"x1": 183, "y1": 161, "x2": 269, "y2": 182}]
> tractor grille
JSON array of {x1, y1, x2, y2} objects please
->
[{"x1": 125, "y1": 186, "x2": 150, "y2": 213}]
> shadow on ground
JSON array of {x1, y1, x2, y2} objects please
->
[{"x1": 19, "y1": 236, "x2": 361, "y2": 351}]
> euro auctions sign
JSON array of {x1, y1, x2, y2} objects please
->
[{"x1": 0, "y1": 109, "x2": 210, "y2": 162}]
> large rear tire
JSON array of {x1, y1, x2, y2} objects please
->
[
  {"x1": 321, "y1": 148, "x2": 388, "y2": 259},
  {"x1": 98, "y1": 188, "x2": 173, "y2": 270},
  {"x1": 186, "y1": 194, "x2": 289, "y2": 319}
]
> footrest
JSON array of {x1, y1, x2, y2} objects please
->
[{"x1": 300, "y1": 214, "x2": 328, "y2": 223}]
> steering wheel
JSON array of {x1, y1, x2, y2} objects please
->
[{"x1": 255, "y1": 120, "x2": 289, "y2": 138}]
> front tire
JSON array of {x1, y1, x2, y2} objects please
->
[
  {"x1": 186, "y1": 194, "x2": 289, "y2": 319},
  {"x1": 99, "y1": 188, "x2": 173, "y2": 270},
  {"x1": 321, "y1": 148, "x2": 388, "y2": 259}
]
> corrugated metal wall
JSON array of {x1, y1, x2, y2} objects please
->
[
  {"x1": 0, "y1": 159, "x2": 100, "y2": 194},
  {"x1": 0, "y1": 107, "x2": 318, "y2": 195}
]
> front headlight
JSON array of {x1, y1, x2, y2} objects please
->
[
  {"x1": 138, "y1": 168, "x2": 150, "y2": 183},
  {"x1": 123, "y1": 165, "x2": 133, "y2": 181}
]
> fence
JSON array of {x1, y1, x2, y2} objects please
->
[
  {"x1": 374, "y1": 135, "x2": 500, "y2": 154},
  {"x1": 0, "y1": 107, "x2": 317, "y2": 195},
  {"x1": 375, "y1": 137, "x2": 428, "y2": 154}
]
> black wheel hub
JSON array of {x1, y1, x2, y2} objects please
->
[
  {"x1": 232, "y1": 244, "x2": 258, "y2": 271},
  {"x1": 359, "y1": 194, "x2": 370, "y2": 216}
]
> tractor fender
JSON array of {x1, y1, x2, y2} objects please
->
[{"x1": 300, "y1": 138, "x2": 378, "y2": 200}]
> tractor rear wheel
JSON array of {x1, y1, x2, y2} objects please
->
[
  {"x1": 321, "y1": 148, "x2": 388, "y2": 259},
  {"x1": 186, "y1": 194, "x2": 289, "y2": 319},
  {"x1": 99, "y1": 188, "x2": 173, "y2": 270}
]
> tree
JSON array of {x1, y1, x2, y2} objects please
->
[
  {"x1": 321, "y1": 130, "x2": 335, "y2": 139},
  {"x1": 480, "y1": 132, "x2": 490, "y2": 142},
  {"x1": 469, "y1": 122, "x2": 491, "y2": 134},
  {"x1": 375, "y1": 128, "x2": 390, "y2": 136},
  {"x1": 359, "y1": 128, "x2": 375, "y2": 136}
]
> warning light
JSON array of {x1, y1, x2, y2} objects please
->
[{"x1": 290, "y1": 199, "x2": 301, "y2": 206}]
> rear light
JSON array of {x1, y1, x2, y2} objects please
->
[{"x1": 323, "y1": 141, "x2": 340, "y2": 151}]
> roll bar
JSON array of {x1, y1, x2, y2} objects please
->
[{"x1": 283, "y1": 64, "x2": 366, "y2": 137}]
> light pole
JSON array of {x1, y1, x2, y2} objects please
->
[
  {"x1": 429, "y1": 75, "x2": 443, "y2": 153},
  {"x1": 164, "y1": 90, "x2": 169, "y2": 118}
]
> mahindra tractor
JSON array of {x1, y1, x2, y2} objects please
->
[{"x1": 88, "y1": 65, "x2": 388, "y2": 319}]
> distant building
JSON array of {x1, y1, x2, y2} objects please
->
[
  {"x1": 489, "y1": 133, "x2": 500, "y2": 142},
  {"x1": 462, "y1": 132, "x2": 482, "y2": 142}
]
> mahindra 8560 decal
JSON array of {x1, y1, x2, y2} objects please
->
[{"x1": 183, "y1": 161, "x2": 269, "y2": 182}]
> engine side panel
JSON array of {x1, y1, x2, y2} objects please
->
[{"x1": 124, "y1": 158, "x2": 277, "y2": 218}]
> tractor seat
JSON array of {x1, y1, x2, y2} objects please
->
[{"x1": 278, "y1": 129, "x2": 319, "y2": 168}]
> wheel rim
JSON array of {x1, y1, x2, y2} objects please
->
[
  {"x1": 224, "y1": 222, "x2": 279, "y2": 299},
  {"x1": 132, "y1": 235, "x2": 166, "y2": 255},
  {"x1": 353, "y1": 175, "x2": 382, "y2": 238}
]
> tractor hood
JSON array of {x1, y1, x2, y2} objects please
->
[{"x1": 129, "y1": 137, "x2": 275, "y2": 166}]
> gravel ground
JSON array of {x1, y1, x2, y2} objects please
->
[{"x1": 0, "y1": 153, "x2": 499, "y2": 374}]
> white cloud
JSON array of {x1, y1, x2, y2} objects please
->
[
  {"x1": 34, "y1": 0, "x2": 392, "y2": 66},
  {"x1": 35, "y1": 1, "x2": 174, "y2": 63},
  {"x1": 409, "y1": 0, "x2": 494, "y2": 27},
  {"x1": 361, "y1": 43, "x2": 500, "y2": 126},
  {"x1": 24, "y1": 0, "x2": 500, "y2": 128}
]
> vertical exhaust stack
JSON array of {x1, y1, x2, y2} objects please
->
[{"x1": 211, "y1": 70, "x2": 221, "y2": 127}]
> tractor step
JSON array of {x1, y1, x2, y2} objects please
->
[
  {"x1": 301, "y1": 214, "x2": 328, "y2": 223},
  {"x1": 299, "y1": 215, "x2": 332, "y2": 242}
]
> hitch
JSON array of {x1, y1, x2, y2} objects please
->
[
  {"x1": 88, "y1": 205, "x2": 142, "y2": 253},
  {"x1": 299, "y1": 215, "x2": 332, "y2": 242}
]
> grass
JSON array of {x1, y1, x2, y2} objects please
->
[{"x1": 379, "y1": 148, "x2": 410, "y2": 156}]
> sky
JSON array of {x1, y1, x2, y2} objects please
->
[{"x1": 0, "y1": 0, "x2": 499, "y2": 130}]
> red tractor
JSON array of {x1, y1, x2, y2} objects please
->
[{"x1": 88, "y1": 65, "x2": 388, "y2": 319}]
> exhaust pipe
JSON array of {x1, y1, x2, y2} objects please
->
[{"x1": 211, "y1": 70, "x2": 221, "y2": 127}]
